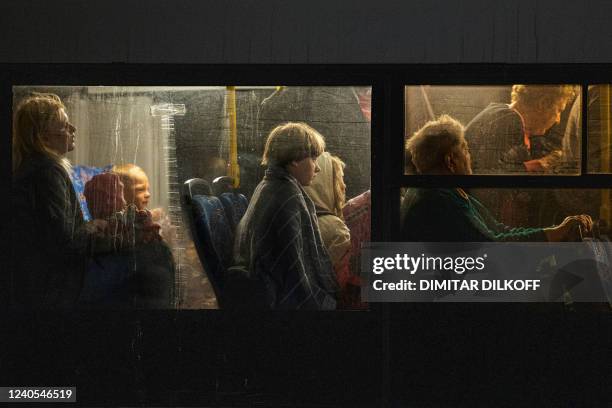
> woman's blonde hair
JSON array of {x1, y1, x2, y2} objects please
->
[
  {"x1": 12, "y1": 93, "x2": 69, "y2": 172},
  {"x1": 112, "y1": 163, "x2": 146, "y2": 188},
  {"x1": 510, "y1": 85, "x2": 576, "y2": 109},
  {"x1": 262, "y1": 122, "x2": 326, "y2": 167}
]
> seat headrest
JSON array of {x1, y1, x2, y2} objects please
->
[
  {"x1": 183, "y1": 178, "x2": 213, "y2": 203},
  {"x1": 212, "y1": 176, "x2": 235, "y2": 195}
]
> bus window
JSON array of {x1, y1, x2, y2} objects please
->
[
  {"x1": 571, "y1": 85, "x2": 612, "y2": 174},
  {"x1": 12, "y1": 86, "x2": 371, "y2": 310},
  {"x1": 405, "y1": 85, "x2": 581, "y2": 175}
]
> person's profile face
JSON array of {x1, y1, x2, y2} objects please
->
[
  {"x1": 528, "y1": 99, "x2": 568, "y2": 135},
  {"x1": 452, "y1": 140, "x2": 472, "y2": 175},
  {"x1": 289, "y1": 156, "x2": 320, "y2": 186},
  {"x1": 44, "y1": 108, "x2": 76, "y2": 155},
  {"x1": 124, "y1": 170, "x2": 151, "y2": 210}
]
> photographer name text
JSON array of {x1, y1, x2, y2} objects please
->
[{"x1": 372, "y1": 279, "x2": 541, "y2": 291}]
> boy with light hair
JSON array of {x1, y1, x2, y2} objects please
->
[{"x1": 231, "y1": 122, "x2": 338, "y2": 310}]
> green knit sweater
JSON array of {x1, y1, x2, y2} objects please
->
[{"x1": 400, "y1": 188, "x2": 547, "y2": 242}]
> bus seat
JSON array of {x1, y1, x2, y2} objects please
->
[
  {"x1": 70, "y1": 164, "x2": 113, "y2": 221},
  {"x1": 212, "y1": 175, "x2": 234, "y2": 195},
  {"x1": 182, "y1": 178, "x2": 233, "y2": 306},
  {"x1": 184, "y1": 176, "x2": 213, "y2": 197},
  {"x1": 218, "y1": 192, "x2": 248, "y2": 231},
  {"x1": 212, "y1": 176, "x2": 248, "y2": 230}
]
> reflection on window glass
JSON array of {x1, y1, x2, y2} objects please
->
[
  {"x1": 405, "y1": 85, "x2": 581, "y2": 175},
  {"x1": 399, "y1": 187, "x2": 610, "y2": 242},
  {"x1": 12, "y1": 86, "x2": 371, "y2": 310},
  {"x1": 564, "y1": 84, "x2": 612, "y2": 174}
]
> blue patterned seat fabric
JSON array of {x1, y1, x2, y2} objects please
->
[
  {"x1": 218, "y1": 192, "x2": 248, "y2": 231},
  {"x1": 70, "y1": 164, "x2": 113, "y2": 221},
  {"x1": 192, "y1": 195, "x2": 234, "y2": 293}
]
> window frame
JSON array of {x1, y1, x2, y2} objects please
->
[
  {"x1": 3, "y1": 63, "x2": 612, "y2": 273},
  {"x1": 3, "y1": 63, "x2": 611, "y2": 405},
  {"x1": 0, "y1": 63, "x2": 612, "y2": 274}
]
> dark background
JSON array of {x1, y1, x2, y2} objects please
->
[
  {"x1": 2, "y1": 1, "x2": 612, "y2": 406},
  {"x1": 2, "y1": 0, "x2": 612, "y2": 64}
]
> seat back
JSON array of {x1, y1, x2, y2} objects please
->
[
  {"x1": 219, "y1": 192, "x2": 249, "y2": 231},
  {"x1": 212, "y1": 175, "x2": 234, "y2": 196},
  {"x1": 70, "y1": 164, "x2": 113, "y2": 221},
  {"x1": 212, "y1": 176, "x2": 249, "y2": 231},
  {"x1": 182, "y1": 178, "x2": 233, "y2": 306}
]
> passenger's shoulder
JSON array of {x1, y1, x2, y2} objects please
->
[
  {"x1": 15, "y1": 157, "x2": 67, "y2": 184},
  {"x1": 408, "y1": 187, "x2": 455, "y2": 201},
  {"x1": 319, "y1": 214, "x2": 349, "y2": 232},
  {"x1": 258, "y1": 179, "x2": 304, "y2": 209},
  {"x1": 405, "y1": 188, "x2": 464, "y2": 215},
  {"x1": 38, "y1": 162, "x2": 71, "y2": 186},
  {"x1": 467, "y1": 103, "x2": 519, "y2": 128}
]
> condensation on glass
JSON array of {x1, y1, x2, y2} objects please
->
[
  {"x1": 404, "y1": 85, "x2": 582, "y2": 175},
  {"x1": 582, "y1": 84, "x2": 612, "y2": 174},
  {"x1": 13, "y1": 86, "x2": 372, "y2": 309}
]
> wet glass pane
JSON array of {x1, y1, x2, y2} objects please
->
[
  {"x1": 579, "y1": 84, "x2": 612, "y2": 174},
  {"x1": 404, "y1": 85, "x2": 581, "y2": 175},
  {"x1": 12, "y1": 86, "x2": 371, "y2": 310}
]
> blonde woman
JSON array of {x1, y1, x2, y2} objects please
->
[{"x1": 12, "y1": 93, "x2": 104, "y2": 307}]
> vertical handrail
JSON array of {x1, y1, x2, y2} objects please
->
[{"x1": 226, "y1": 86, "x2": 240, "y2": 188}]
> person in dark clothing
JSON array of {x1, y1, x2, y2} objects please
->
[
  {"x1": 465, "y1": 85, "x2": 576, "y2": 174},
  {"x1": 400, "y1": 115, "x2": 593, "y2": 242},
  {"x1": 11, "y1": 93, "x2": 105, "y2": 308},
  {"x1": 231, "y1": 122, "x2": 338, "y2": 310}
]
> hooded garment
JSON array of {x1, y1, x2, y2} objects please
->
[
  {"x1": 231, "y1": 164, "x2": 338, "y2": 310},
  {"x1": 304, "y1": 153, "x2": 351, "y2": 287},
  {"x1": 84, "y1": 172, "x2": 126, "y2": 219}
]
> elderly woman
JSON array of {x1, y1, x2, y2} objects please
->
[
  {"x1": 12, "y1": 93, "x2": 104, "y2": 307},
  {"x1": 465, "y1": 85, "x2": 576, "y2": 174},
  {"x1": 231, "y1": 122, "x2": 338, "y2": 310},
  {"x1": 400, "y1": 115, "x2": 592, "y2": 242}
]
